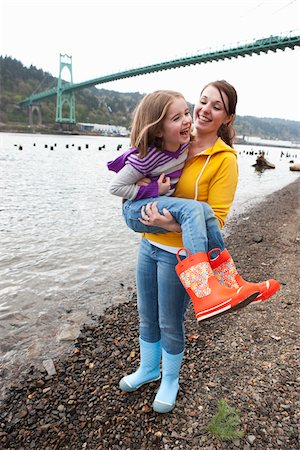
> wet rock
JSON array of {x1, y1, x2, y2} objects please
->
[
  {"x1": 42, "y1": 359, "x2": 57, "y2": 376},
  {"x1": 57, "y1": 325, "x2": 81, "y2": 341}
]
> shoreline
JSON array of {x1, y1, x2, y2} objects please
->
[{"x1": 0, "y1": 177, "x2": 299, "y2": 449}]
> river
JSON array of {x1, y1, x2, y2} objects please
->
[{"x1": 0, "y1": 132, "x2": 299, "y2": 399}]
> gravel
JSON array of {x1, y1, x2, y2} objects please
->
[{"x1": 1, "y1": 177, "x2": 299, "y2": 450}]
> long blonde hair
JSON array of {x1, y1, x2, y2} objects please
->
[{"x1": 130, "y1": 90, "x2": 186, "y2": 158}]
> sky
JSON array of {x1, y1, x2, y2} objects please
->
[{"x1": 1, "y1": 0, "x2": 300, "y2": 121}]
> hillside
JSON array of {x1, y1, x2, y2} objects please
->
[{"x1": 0, "y1": 56, "x2": 300, "y2": 142}]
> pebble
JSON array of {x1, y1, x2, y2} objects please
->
[{"x1": 247, "y1": 434, "x2": 256, "y2": 444}]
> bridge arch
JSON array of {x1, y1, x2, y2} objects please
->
[{"x1": 29, "y1": 105, "x2": 42, "y2": 126}]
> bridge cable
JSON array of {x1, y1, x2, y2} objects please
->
[
  {"x1": 31, "y1": 74, "x2": 56, "y2": 96},
  {"x1": 270, "y1": 0, "x2": 297, "y2": 16},
  {"x1": 238, "y1": 0, "x2": 296, "y2": 21}
]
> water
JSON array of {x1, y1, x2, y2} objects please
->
[{"x1": 0, "y1": 132, "x2": 299, "y2": 398}]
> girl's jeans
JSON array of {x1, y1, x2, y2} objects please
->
[
  {"x1": 136, "y1": 238, "x2": 190, "y2": 354},
  {"x1": 122, "y1": 196, "x2": 225, "y2": 254}
]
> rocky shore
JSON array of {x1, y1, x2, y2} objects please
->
[{"x1": 0, "y1": 177, "x2": 299, "y2": 450}]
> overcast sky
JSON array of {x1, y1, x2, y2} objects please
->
[{"x1": 1, "y1": 0, "x2": 299, "y2": 121}]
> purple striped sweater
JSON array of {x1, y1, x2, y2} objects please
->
[{"x1": 107, "y1": 144, "x2": 189, "y2": 200}]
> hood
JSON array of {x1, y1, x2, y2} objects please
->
[{"x1": 200, "y1": 137, "x2": 237, "y2": 157}]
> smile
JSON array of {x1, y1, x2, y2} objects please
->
[
  {"x1": 198, "y1": 115, "x2": 210, "y2": 122},
  {"x1": 180, "y1": 127, "x2": 190, "y2": 135}
]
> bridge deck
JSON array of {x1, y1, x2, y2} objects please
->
[{"x1": 19, "y1": 33, "x2": 300, "y2": 106}]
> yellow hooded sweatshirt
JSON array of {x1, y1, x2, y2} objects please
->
[{"x1": 143, "y1": 137, "x2": 238, "y2": 248}]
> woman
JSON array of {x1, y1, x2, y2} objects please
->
[{"x1": 118, "y1": 80, "x2": 278, "y2": 413}]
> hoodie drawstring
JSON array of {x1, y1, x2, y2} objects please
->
[{"x1": 193, "y1": 154, "x2": 211, "y2": 201}]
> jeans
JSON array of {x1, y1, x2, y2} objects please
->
[
  {"x1": 123, "y1": 196, "x2": 225, "y2": 254},
  {"x1": 136, "y1": 238, "x2": 190, "y2": 354}
]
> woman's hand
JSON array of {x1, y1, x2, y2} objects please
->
[
  {"x1": 137, "y1": 177, "x2": 151, "y2": 186},
  {"x1": 139, "y1": 201, "x2": 181, "y2": 232}
]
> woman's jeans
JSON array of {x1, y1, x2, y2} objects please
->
[
  {"x1": 136, "y1": 238, "x2": 190, "y2": 354},
  {"x1": 123, "y1": 196, "x2": 225, "y2": 254}
]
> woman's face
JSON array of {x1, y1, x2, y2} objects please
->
[{"x1": 193, "y1": 85, "x2": 232, "y2": 135}]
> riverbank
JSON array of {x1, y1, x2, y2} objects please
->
[{"x1": 0, "y1": 177, "x2": 299, "y2": 449}]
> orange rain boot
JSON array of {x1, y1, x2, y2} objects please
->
[
  {"x1": 175, "y1": 248, "x2": 259, "y2": 322},
  {"x1": 208, "y1": 248, "x2": 280, "y2": 303}
]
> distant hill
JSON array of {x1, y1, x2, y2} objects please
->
[
  {"x1": 234, "y1": 115, "x2": 300, "y2": 142},
  {"x1": 1, "y1": 56, "x2": 300, "y2": 142}
]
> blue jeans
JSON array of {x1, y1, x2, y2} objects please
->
[
  {"x1": 123, "y1": 196, "x2": 225, "y2": 254},
  {"x1": 136, "y1": 239, "x2": 190, "y2": 354}
]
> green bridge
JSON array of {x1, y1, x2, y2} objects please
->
[{"x1": 19, "y1": 32, "x2": 300, "y2": 124}]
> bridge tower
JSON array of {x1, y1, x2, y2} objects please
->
[{"x1": 56, "y1": 54, "x2": 76, "y2": 124}]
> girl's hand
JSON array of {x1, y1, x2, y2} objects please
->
[
  {"x1": 157, "y1": 173, "x2": 171, "y2": 195},
  {"x1": 139, "y1": 201, "x2": 181, "y2": 232}
]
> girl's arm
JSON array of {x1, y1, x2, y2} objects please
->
[{"x1": 109, "y1": 165, "x2": 165, "y2": 200}]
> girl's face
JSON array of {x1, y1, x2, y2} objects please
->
[
  {"x1": 193, "y1": 85, "x2": 233, "y2": 135},
  {"x1": 159, "y1": 97, "x2": 192, "y2": 151}
]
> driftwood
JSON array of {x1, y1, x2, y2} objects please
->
[
  {"x1": 252, "y1": 152, "x2": 275, "y2": 170},
  {"x1": 289, "y1": 163, "x2": 300, "y2": 172}
]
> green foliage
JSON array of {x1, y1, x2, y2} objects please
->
[
  {"x1": 207, "y1": 399, "x2": 244, "y2": 441},
  {"x1": 234, "y1": 115, "x2": 300, "y2": 141},
  {"x1": 1, "y1": 56, "x2": 300, "y2": 141}
]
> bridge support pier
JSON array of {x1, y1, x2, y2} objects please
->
[
  {"x1": 29, "y1": 104, "x2": 42, "y2": 126},
  {"x1": 56, "y1": 54, "x2": 76, "y2": 124}
]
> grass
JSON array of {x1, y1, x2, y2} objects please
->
[{"x1": 207, "y1": 399, "x2": 245, "y2": 441}]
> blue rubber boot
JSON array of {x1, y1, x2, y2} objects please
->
[
  {"x1": 152, "y1": 348, "x2": 184, "y2": 413},
  {"x1": 119, "y1": 339, "x2": 161, "y2": 392}
]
